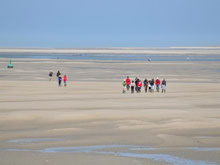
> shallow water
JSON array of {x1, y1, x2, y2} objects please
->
[
  {"x1": 96, "y1": 151, "x2": 215, "y2": 165},
  {"x1": 8, "y1": 138, "x2": 63, "y2": 144},
  {"x1": 189, "y1": 147, "x2": 220, "y2": 151},
  {"x1": 6, "y1": 144, "x2": 217, "y2": 165},
  {"x1": 1, "y1": 53, "x2": 220, "y2": 62}
]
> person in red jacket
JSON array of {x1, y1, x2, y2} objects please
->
[
  {"x1": 63, "y1": 75, "x2": 67, "y2": 87},
  {"x1": 155, "y1": 77, "x2": 160, "y2": 92},
  {"x1": 125, "y1": 76, "x2": 131, "y2": 91},
  {"x1": 137, "y1": 79, "x2": 142, "y2": 93}
]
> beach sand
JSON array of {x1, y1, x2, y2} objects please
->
[{"x1": 0, "y1": 56, "x2": 220, "y2": 164}]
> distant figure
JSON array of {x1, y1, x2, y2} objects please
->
[
  {"x1": 155, "y1": 77, "x2": 161, "y2": 92},
  {"x1": 122, "y1": 80, "x2": 126, "y2": 93},
  {"x1": 143, "y1": 78, "x2": 148, "y2": 93},
  {"x1": 8, "y1": 59, "x2": 13, "y2": 68},
  {"x1": 49, "y1": 72, "x2": 53, "y2": 81},
  {"x1": 148, "y1": 79, "x2": 152, "y2": 92},
  {"x1": 135, "y1": 77, "x2": 139, "y2": 92},
  {"x1": 161, "y1": 79, "x2": 167, "y2": 93},
  {"x1": 125, "y1": 76, "x2": 131, "y2": 91},
  {"x1": 150, "y1": 79, "x2": 155, "y2": 92},
  {"x1": 148, "y1": 58, "x2": 151, "y2": 62},
  {"x1": 57, "y1": 70, "x2": 61, "y2": 77},
  {"x1": 131, "y1": 80, "x2": 135, "y2": 94},
  {"x1": 58, "y1": 75, "x2": 62, "y2": 87},
  {"x1": 63, "y1": 75, "x2": 67, "y2": 87},
  {"x1": 137, "y1": 79, "x2": 142, "y2": 93}
]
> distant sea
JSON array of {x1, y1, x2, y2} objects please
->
[{"x1": 0, "y1": 53, "x2": 220, "y2": 62}]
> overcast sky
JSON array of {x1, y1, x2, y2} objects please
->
[{"x1": 0, "y1": 0, "x2": 220, "y2": 48}]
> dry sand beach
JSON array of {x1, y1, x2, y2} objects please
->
[{"x1": 0, "y1": 48, "x2": 220, "y2": 165}]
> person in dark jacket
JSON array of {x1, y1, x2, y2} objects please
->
[
  {"x1": 57, "y1": 70, "x2": 61, "y2": 77},
  {"x1": 150, "y1": 79, "x2": 155, "y2": 92},
  {"x1": 143, "y1": 79, "x2": 148, "y2": 93},
  {"x1": 135, "y1": 77, "x2": 139, "y2": 92},
  {"x1": 58, "y1": 75, "x2": 62, "y2": 87},
  {"x1": 161, "y1": 79, "x2": 167, "y2": 93}
]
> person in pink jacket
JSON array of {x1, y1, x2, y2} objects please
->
[
  {"x1": 63, "y1": 75, "x2": 67, "y2": 87},
  {"x1": 137, "y1": 80, "x2": 142, "y2": 93}
]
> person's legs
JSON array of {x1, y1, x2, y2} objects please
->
[
  {"x1": 162, "y1": 85, "x2": 166, "y2": 93},
  {"x1": 156, "y1": 85, "x2": 159, "y2": 92},
  {"x1": 59, "y1": 80, "x2": 61, "y2": 86},
  {"x1": 64, "y1": 81, "x2": 67, "y2": 87},
  {"x1": 131, "y1": 86, "x2": 134, "y2": 93},
  {"x1": 145, "y1": 86, "x2": 148, "y2": 93}
]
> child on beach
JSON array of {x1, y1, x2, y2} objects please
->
[
  {"x1": 161, "y1": 79, "x2": 166, "y2": 93},
  {"x1": 135, "y1": 77, "x2": 139, "y2": 92},
  {"x1": 150, "y1": 79, "x2": 155, "y2": 92},
  {"x1": 49, "y1": 71, "x2": 53, "y2": 81},
  {"x1": 137, "y1": 79, "x2": 142, "y2": 93},
  {"x1": 131, "y1": 80, "x2": 135, "y2": 94},
  {"x1": 63, "y1": 75, "x2": 67, "y2": 87},
  {"x1": 58, "y1": 75, "x2": 62, "y2": 87},
  {"x1": 155, "y1": 77, "x2": 161, "y2": 92},
  {"x1": 143, "y1": 78, "x2": 148, "y2": 93},
  {"x1": 125, "y1": 76, "x2": 131, "y2": 91},
  {"x1": 122, "y1": 80, "x2": 126, "y2": 93}
]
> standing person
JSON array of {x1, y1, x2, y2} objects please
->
[
  {"x1": 125, "y1": 76, "x2": 131, "y2": 91},
  {"x1": 63, "y1": 75, "x2": 67, "y2": 87},
  {"x1": 57, "y1": 70, "x2": 61, "y2": 78},
  {"x1": 161, "y1": 79, "x2": 167, "y2": 93},
  {"x1": 49, "y1": 71, "x2": 53, "y2": 81},
  {"x1": 143, "y1": 78, "x2": 148, "y2": 93},
  {"x1": 131, "y1": 80, "x2": 135, "y2": 94},
  {"x1": 148, "y1": 79, "x2": 152, "y2": 92},
  {"x1": 58, "y1": 75, "x2": 62, "y2": 87},
  {"x1": 122, "y1": 80, "x2": 126, "y2": 93},
  {"x1": 135, "y1": 77, "x2": 139, "y2": 92},
  {"x1": 150, "y1": 79, "x2": 155, "y2": 92},
  {"x1": 137, "y1": 79, "x2": 142, "y2": 93},
  {"x1": 155, "y1": 77, "x2": 161, "y2": 92}
]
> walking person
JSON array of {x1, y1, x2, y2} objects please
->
[
  {"x1": 63, "y1": 75, "x2": 67, "y2": 87},
  {"x1": 131, "y1": 80, "x2": 135, "y2": 94},
  {"x1": 150, "y1": 79, "x2": 155, "y2": 92},
  {"x1": 125, "y1": 76, "x2": 131, "y2": 91},
  {"x1": 155, "y1": 77, "x2": 161, "y2": 92},
  {"x1": 49, "y1": 71, "x2": 53, "y2": 81},
  {"x1": 135, "y1": 77, "x2": 139, "y2": 92},
  {"x1": 148, "y1": 79, "x2": 152, "y2": 92},
  {"x1": 58, "y1": 75, "x2": 62, "y2": 87},
  {"x1": 143, "y1": 78, "x2": 148, "y2": 93},
  {"x1": 137, "y1": 79, "x2": 142, "y2": 93},
  {"x1": 161, "y1": 79, "x2": 167, "y2": 93}
]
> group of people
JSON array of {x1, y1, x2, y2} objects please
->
[
  {"x1": 122, "y1": 76, "x2": 166, "y2": 94},
  {"x1": 49, "y1": 71, "x2": 68, "y2": 87}
]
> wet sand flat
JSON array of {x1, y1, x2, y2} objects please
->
[{"x1": 0, "y1": 58, "x2": 220, "y2": 165}]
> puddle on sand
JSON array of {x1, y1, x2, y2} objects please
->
[
  {"x1": 8, "y1": 138, "x2": 63, "y2": 144},
  {"x1": 96, "y1": 151, "x2": 215, "y2": 165},
  {"x1": 39, "y1": 145, "x2": 140, "y2": 153},
  {"x1": 189, "y1": 147, "x2": 220, "y2": 151},
  {"x1": 6, "y1": 145, "x2": 216, "y2": 165},
  {"x1": 128, "y1": 147, "x2": 158, "y2": 151}
]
